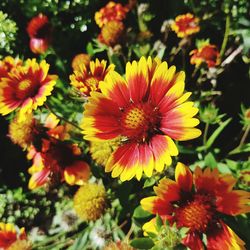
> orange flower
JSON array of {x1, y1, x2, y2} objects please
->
[
  {"x1": 171, "y1": 13, "x2": 200, "y2": 38},
  {"x1": 0, "y1": 223, "x2": 27, "y2": 249},
  {"x1": 190, "y1": 43, "x2": 220, "y2": 68},
  {"x1": 0, "y1": 59, "x2": 57, "y2": 119},
  {"x1": 98, "y1": 21, "x2": 124, "y2": 47},
  {"x1": 27, "y1": 14, "x2": 51, "y2": 54},
  {"x1": 95, "y1": 1, "x2": 128, "y2": 28},
  {"x1": 82, "y1": 57, "x2": 201, "y2": 181},
  {"x1": 71, "y1": 53, "x2": 91, "y2": 71},
  {"x1": 69, "y1": 59, "x2": 115, "y2": 96},
  {"x1": 141, "y1": 163, "x2": 250, "y2": 250},
  {"x1": 0, "y1": 56, "x2": 22, "y2": 79}
]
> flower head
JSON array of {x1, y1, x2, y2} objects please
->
[
  {"x1": 190, "y1": 43, "x2": 220, "y2": 68},
  {"x1": 73, "y1": 183, "x2": 106, "y2": 221},
  {"x1": 98, "y1": 21, "x2": 124, "y2": 47},
  {"x1": 0, "y1": 56, "x2": 22, "y2": 78},
  {"x1": 0, "y1": 59, "x2": 57, "y2": 119},
  {"x1": 141, "y1": 163, "x2": 250, "y2": 249},
  {"x1": 0, "y1": 223, "x2": 27, "y2": 250},
  {"x1": 69, "y1": 59, "x2": 115, "y2": 96},
  {"x1": 8, "y1": 112, "x2": 36, "y2": 148},
  {"x1": 7, "y1": 240, "x2": 32, "y2": 250},
  {"x1": 95, "y1": 1, "x2": 128, "y2": 28},
  {"x1": 171, "y1": 13, "x2": 200, "y2": 38},
  {"x1": 82, "y1": 57, "x2": 201, "y2": 181},
  {"x1": 28, "y1": 139, "x2": 90, "y2": 189},
  {"x1": 27, "y1": 14, "x2": 51, "y2": 54},
  {"x1": 90, "y1": 137, "x2": 120, "y2": 166},
  {"x1": 71, "y1": 53, "x2": 91, "y2": 71}
]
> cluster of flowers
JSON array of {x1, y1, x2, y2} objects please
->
[{"x1": 0, "y1": 1, "x2": 249, "y2": 250}]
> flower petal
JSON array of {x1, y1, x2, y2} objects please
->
[{"x1": 175, "y1": 162, "x2": 193, "y2": 192}]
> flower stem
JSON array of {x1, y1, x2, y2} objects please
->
[
  {"x1": 239, "y1": 125, "x2": 250, "y2": 148},
  {"x1": 220, "y1": 14, "x2": 230, "y2": 58},
  {"x1": 203, "y1": 122, "x2": 209, "y2": 146},
  {"x1": 45, "y1": 103, "x2": 82, "y2": 131}
]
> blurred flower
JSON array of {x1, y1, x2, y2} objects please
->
[
  {"x1": 0, "y1": 11, "x2": 17, "y2": 54},
  {"x1": 104, "y1": 241, "x2": 134, "y2": 250},
  {"x1": 199, "y1": 104, "x2": 225, "y2": 125},
  {"x1": 90, "y1": 137, "x2": 121, "y2": 166},
  {"x1": 73, "y1": 183, "x2": 106, "y2": 221},
  {"x1": 95, "y1": 1, "x2": 128, "y2": 28},
  {"x1": 8, "y1": 112, "x2": 36, "y2": 149},
  {"x1": 141, "y1": 162, "x2": 250, "y2": 250},
  {"x1": 69, "y1": 59, "x2": 115, "y2": 96},
  {"x1": 98, "y1": 21, "x2": 124, "y2": 47},
  {"x1": 28, "y1": 139, "x2": 90, "y2": 189},
  {"x1": 0, "y1": 56, "x2": 22, "y2": 79},
  {"x1": 171, "y1": 13, "x2": 200, "y2": 38},
  {"x1": 239, "y1": 170, "x2": 250, "y2": 187},
  {"x1": 190, "y1": 43, "x2": 220, "y2": 68},
  {"x1": 0, "y1": 59, "x2": 57, "y2": 120},
  {"x1": 89, "y1": 225, "x2": 107, "y2": 249},
  {"x1": 27, "y1": 14, "x2": 51, "y2": 54},
  {"x1": 82, "y1": 57, "x2": 201, "y2": 181},
  {"x1": 0, "y1": 222, "x2": 27, "y2": 250},
  {"x1": 71, "y1": 53, "x2": 91, "y2": 71},
  {"x1": 7, "y1": 239, "x2": 32, "y2": 250}
]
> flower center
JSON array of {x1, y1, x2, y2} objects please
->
[
  {"x1": 18, "y1": 79, "x2": 31, "y2": 91},
  {"x1": 121, "y1": 103, "x2": 160, "y2": 142},
  {"x1": 175, "y1": 194, "x2": 214, "y2": 232},
  {"x1": 124, "y1": 106, "x2": 146, "y2": 129}
]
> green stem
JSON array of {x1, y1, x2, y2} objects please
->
[
  {"x1": 203, "y1": 123, "x2": 209, "y2": 146},
  {"x1": 220, "y1": 14, "x2": 230, "y2": 58},
  {"x1": 45, "y1": 103, "x2": 82, "y2": 131},
  {"x1": 239, "y1": 125, "x2": 250, "y2": 148}
]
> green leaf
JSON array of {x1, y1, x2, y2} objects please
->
[
  {"x1": 217, "y1": 163, "x2": 232, "y2": 174},
  {"x1": 155, "y1": 214, "x2": 163, "y2": 230},
  {"x1": 206, "y1": 118, "x2": 232, "y2": 149},
  {"x1": 204, "y1": 153, "x2": 217, "y2": 168},
  {"x1": 133, "y1": 205, "x2": 152, "y2": 219},
  {"x1": 86, "y1": 42, "x2": 94, "y2": 57},
  {"x1": 130, "y1": 238, "x2": 154, "y2": 249},
  {"x1": 143, "y1": 178, "x2": 156, "y2": 188}
]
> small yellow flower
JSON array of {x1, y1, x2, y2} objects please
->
[
  {"x1": 90, "y1": 138, "x2": 121, "y2": 166},
  {"x1": 8, "y1": 113, "x2": 35, "y2": 148},
  {"x1": 73, "y1": 183, "x2": 106, "y2": 221},
  {"x1": 71, "y1": 53, "x2": 91, "y2": 71},
  {"x1": 8, "y1": 240, "x2": 32, "y2": 250}
]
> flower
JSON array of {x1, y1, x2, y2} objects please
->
[
  {"x1": 7, "y1": 240, "x2": 32, "y2": 250},
  {"x1": 69, "y1": 59, "x2": 115, "y2": 96},
  {"x1": 71, "y1": 53, "x2": 91, "y2": 71},
  {"x1": 0, "y1": 222, "x2": 27, "y2": 250},
  {"x1": 0, "y1": 56, "x2": 22, "y2": 79},
  {"x1": 104, "y1": 241, "x2": 135, "y2": 250},
  {"x1": 82, "y1": 57, "x2": 201, "y2": 181},
  {"x1": 27, "y1": 14, "x2": 51, "y2": 54},
  {"x1": 190, "y1": 43, "x2": 220, "y2": 68},
  {"x1": 98, "y1": 21, "x2": 124, "y2": 47},
  {"x1": 28, "y1": 139, "x2": 90, "y2": 189},
  {"x1": 0, "y1": 59, "x2": 57, "y2": 119},
  {"x1": 8, "y1": 112, "x2": 36, "y2": 148},
  {"x1": 73, "y1": 183, "x2": 106, "y2": 221},
  {"x1": 171, "y1": 13, "x2": 200, "y2": 38},
  {"x1": 95, "y1": 1, "x2": 128, "y2": 28},
  {"x1": 90, "y1": 137, "x2": 121, "y2": 166},
  {"x1": 141, "y1": 162, "x2": 250, "y2": 250}
]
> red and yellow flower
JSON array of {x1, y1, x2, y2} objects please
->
[
  {"x1": 0, "y1": 59, "x2": 57, "y2": 119},
  {"x1": 141, "y1": 163, "x2": 250, "y2": 250},
  {"x1": 190, "y1": 43, "x2": 220, "y2": 68},
  {"x1": 82, "y1": 57, "x2": 201, "y2": 181},
  {"x1": 171, "y1": 13, "x2": 200, "y2": 38},
  {"x1": 27, "y1": 14, "x2": 51, "y2": 54},
  {"x1": 71, "y1": 53, "x2": 91, "y2": 71},
  {"x1": 0, "y1": 56, "x2": 22, "y2": 79},
  {"x1": 28, "y1": 138, "x2": 90, "y2": 189},
  {"x1": 95, "y1": 1, "x2": 129, "y2": 28},
  {"x1": 69, "y1": 59, "x2": 115, "y2": 96},
  {"x1": 0, "y1": 223, "x2": 27, "y2": 250}
]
